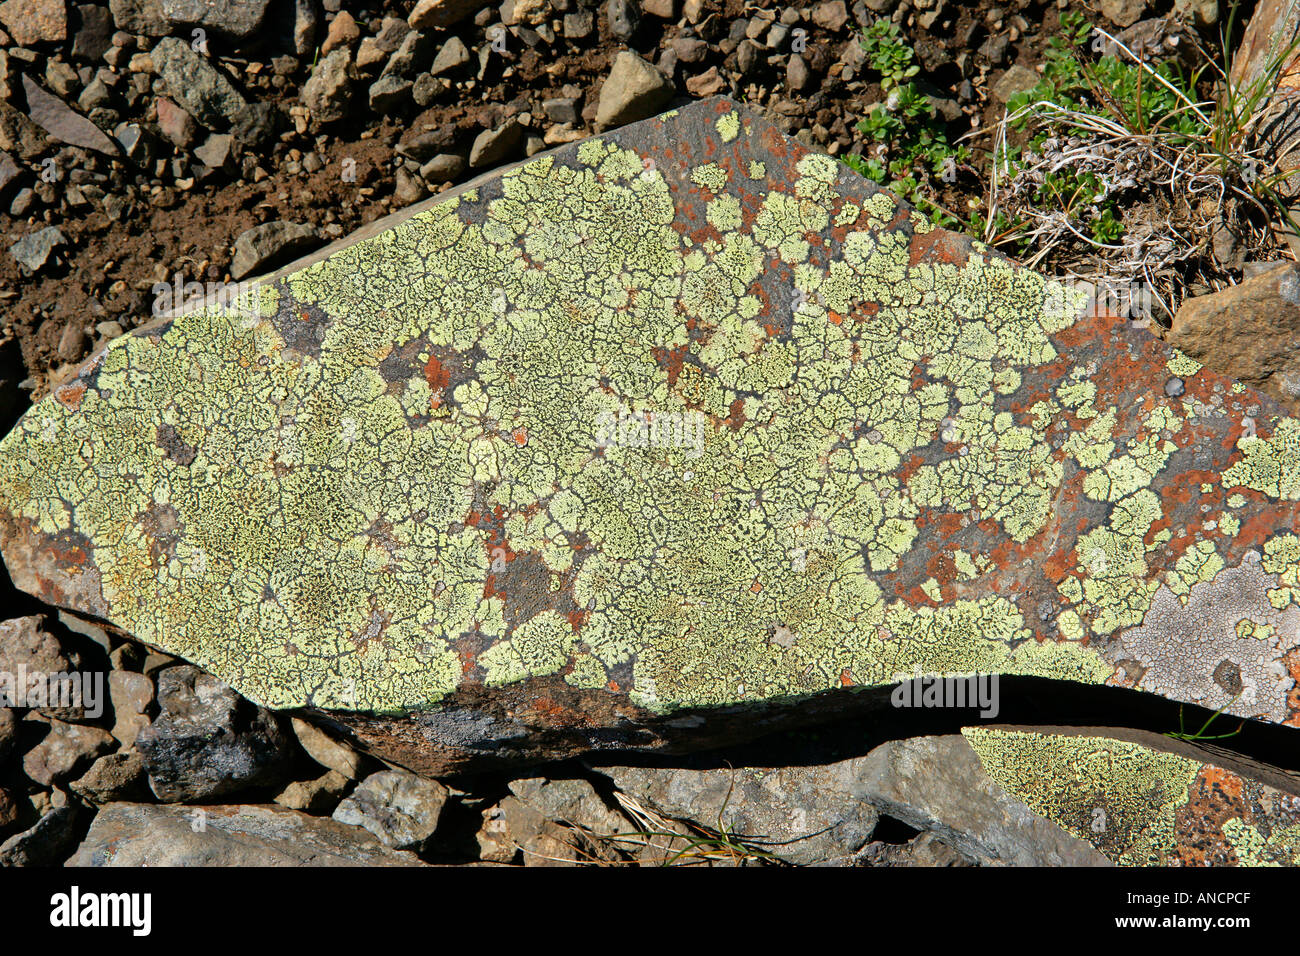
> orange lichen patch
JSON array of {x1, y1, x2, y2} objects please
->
[
  {"x1": 839, "y1": 668, "x2": 854, "y2": 686},
  {"x1": 512, "y1": 428, "x2": 528, "y2": 447},
  {"x1": 853, "y1": 301, "x2": 880, "y2": 323},
  {"x1": 749, "y1": 579, "x2": 763, "y2": 593},
  {"x1": 652, "y1": 344, "x2": 689, "y2": 385},
  {"x1": 827, "y1": 311, "x2": 843, "y2": 325},
  {"x1": 423, "y1": 354, "x2": 450, "y2": 391},
  {"x1": 726, "y1": 398, "x2": 746, "y2": 431},
  {"x1": 54, "y1": 381, "x2": 86, "y2": 411}
]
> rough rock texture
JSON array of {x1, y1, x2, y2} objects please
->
[
  {"x1": 965, "y1": 728, "x2": 1300, "y2": 866},
  {"x1": 230, "y1": 221, "x2": 319, "y2": 280},
  {"x1": 70, "y1": 751, "x2": 150, "y2": 803},
  {"x1": 67, "y1": 802, "x2": 427, "y2": 866},
  {"x1": 855, "y1": 735, "x2": 1110, "y2": 866},
  {"x1": 332, "y1": 768, "x2": 448, "y2": 849},
  {"x1": 149, "y1": 36, "x2": 249, "y2": 130},
  {"x1": 21, "y1": 74, "x2": 118, "y2": 155},
  {"x1": 22, "y1": 716, "x2": 116, "y2": 786},
  {"x1": 0, "y1": 614, "x2": 88, "y2": 722},
  {"x1": 0, "y1": 806, "x2": 80, "y2": 866},
  {"x1": 593, "y1": 760, "x2": 881, "y2": 864},
  {"x1": 134, "y1": 665, "x2": 293, "y2": 802},
  {"x1": 479, "y1": 776, "x2": 633, "y2": 865},
  {"x1": 1168, "y1": 262, "x2": 1300, "y2": 414},
  {"x1": 160, "y1": 0, "x2": 272, "y2": 40},
  {"x1": 596, "y1": 51, "x2": 674, "y2": 129},
  {"x1": 5, "y1": 98, "x2": 1300, "y2": 776}
]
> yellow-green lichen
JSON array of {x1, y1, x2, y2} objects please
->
[{"x1": 963, "y1": 728, "x2": 1198, "y2": 865}]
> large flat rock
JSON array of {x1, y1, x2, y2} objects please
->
[{"x1": 3, "y1": 97, "x2": 1300, "y2": 774}]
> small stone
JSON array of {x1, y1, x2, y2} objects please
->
[
  {"x1": 381, "y1": 29, "x2": 433, "y2": 80},
  {"x1": 412, "y1": 72, "x2": 443, "y2": 107},
  {"x1": 606, "y1": 0, "x2": 639, "y2": 40},
  {"x1": 150, "y1": 36, "x2": 249, "y2": 128},
  {"x1": 292, "y1": 0, "x2": 318, "y2": 55},
  {"x1": 321, "y1": 8, "x2": 359, "y2": 54},
  {"x1": 0, "y1": 708, "x2": 15, "y2": 763},
  {"x1": 685, "y1": 66, "x2": 726, "y2": 97},
  {"x1": 562, "y1": 9, "x2": 593, "y2": 38},
  {"x1": 542, "y1": 96, "x2": 579, "y2": 125},
  {"x1": 71, "y1": 751, "x2": 149, "y2": 803},
  {"x1": 670, "y1": 36, "x2": 708, "y2": 63},
  {"x1": 72, "y1": 3, "x2": 115, "y2": 60},
  {"x1": 134, "y1": 665, "x2": 293, "y2": 802},
  {"x1": 468, "y1": 119, "x2": 524, "y2": 168},
  {"x1": 355, "y1": 37, "x2": 387, "y2": 72},
  {"x1": 787, "y1": 53, "x2": 812, "y2": 91},
  {"x1": 1101, "y1": 0, "x2": 1148, "y2": 28},
  {"x1": 9, "y1": 225, "x2": 66, "y2": 272},
  {"x1": 113, "y1": 121, "x2": 157, "y2": 165},
  {"x1": 159, "y1": 0, "x2": 272, "y2": 39},
  {"x1": 644, "y1": 0, "x2": 675, "y2": 16},
  {"x1": 419, "y1": 152, "x2": 465, "y2": 183},
  {"x1": 23, "y1": 74, "x2": 119, "y2": 155},
  {"x1": 430, "y1": 35, "x2": 470, "y2": 75},
  {"x1": 0, "y1": 807, "x2": 79, "y2": 866},
  {"x1": 230, "y1": 220, "x2": 318, "y2": 280},
  {"x1": 368, "y1": 74, "x2": 412, "y2": 112},
  {"x1": 290, "y1": 716, "x2": 363, "y2": 779},
  {"x1": 595, "y1": 51, "x2": 674, "y2": 130},
  {"x1": 274, "y1": 769, "x2": 349, "y2": 813},
  {"x1": 299, "y1": 48, "x2": 357, "y2": 124},
  {"x1": 9, "y1": 187, "x2": 35, "y2": 216},
  {"x1": 155, "y1": 96, "x2": 196, "y2": 147},
  {"x1": 193, "y1": 131, "x2": 234, "y2": 171},
  {"x1": 812, "y1": 0, "x2": 850, "y2": 30},
  {"x1": 45, "y1": 60, "x2": 80, "y2": 97},
  {"x1": 992, "y1": 64, "x2": 1039, "y2": 103},
  {"x1": 23, "y1": 717, "x2": 116, "y2": 787},
  {"x1": 408, "y1": 0, "x2": 481, "y2": 30},
  {"x1": 108, "y1": 670, "x2": 153, "y2": 746},
  {"x1": 0, "y1": 0, "x2": 67, "y2": 45},
  {"x1": 333, "y1": 769, "x2": 449, "y2": 850}
]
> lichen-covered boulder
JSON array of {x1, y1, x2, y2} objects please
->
[
  {"x1": 3, "y1": 97, "x2": 1300, "y2": 775},
  {"x1": 964, "y1": 728, "x2": 1300, "y2": 866}
]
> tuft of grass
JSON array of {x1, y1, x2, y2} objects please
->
[
  {"x1": 974, "y1": 4, "x2": 1299, "y2": 320},
  {"x1": 1165, "y1": 696, "x2": 1245, "y2": 742}
]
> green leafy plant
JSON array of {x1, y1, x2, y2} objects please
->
[{"x1": 841, "y1": 20, "x2": 969, "y2": 227}]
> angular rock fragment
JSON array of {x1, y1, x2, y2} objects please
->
[
  {"x1": 965, "y1": 728, "x2": 1300, "y2": 866},
  {"x1": 68, "y1": 802, "x2": 426, "y2": 866},
  {"x1": 854, "y1": 735, "x2": 1109, "y2": 866},
  {"x1": 70, "y1": 750, "x2": 150, "y2": 803},
  {"x1": 134, "y1": 665, "x2": 292, "y2": 802},
  {"x1": 0, "y1": 806, "x2": 80, "y2": 866},
  {"x1": 149, "y1": 37, "x2": 249, "y2": 130},
  {"x1": 22, "y1": 716, "x2": 116, "y2": 786},
  {"x1": 21, "y1": 75, "x2": 118, "y2": 156},
  {"x1": 5, "y1": 97, "x2": 1300, "y2": 781},
  {"x1": 332, "y1": 769, "x2": 447, "y2": 850}
]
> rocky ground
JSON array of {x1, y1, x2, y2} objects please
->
[
  {"x1": 1, "y1": 0, "x2": 1296, "y2": 867},
  {"x1": 1, "y1": 0, "x2": 1177, "y2": 409},
  {"x1": 2, "y1": 613, "x2": 1114, "y2": 866}
]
